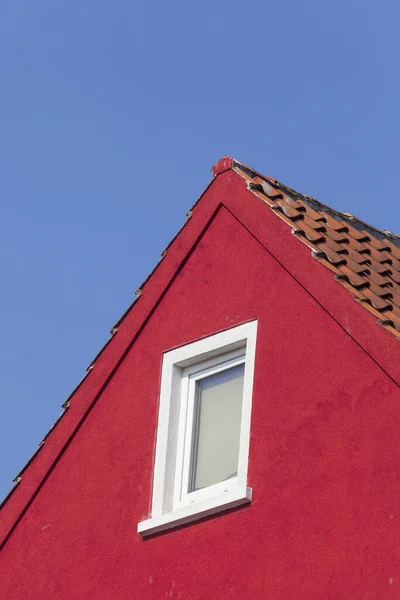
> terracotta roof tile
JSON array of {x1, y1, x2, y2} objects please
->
[
  {"x1": 324, "y1": 225, "x2": 349, "y2": 243},
  {"x1": 367, "y1": 237, "x2": 390, "y2": 251},
  {"x1": 320, "y1": 212, "x2": 349, "y2": 231},
  {"x1": 364, "y1": 270, "x2": 391, "y2": 287},
  {"x1": 335, "y1": 265, "x2": 369, "y2": 288},
  {"x1": 391, "y1": 304, "x2": 400, "y2": 318},
  {"x1": 389, "y1": 270, "x2": 400, "y2": 285},
  {"x1": 323, "y1": 237, "x2": 348, "y2": 254},
  {"x1": 272, "y1": 198, "x2": 303, "y2": 220},
  {"x1": 387, "y1": 240, "x2": 400, "y2": 260},
  {"x1": 234, "y1": 161, "x2": 400, "y2": 338},
  {"x1": 294, "y1": 222, "x2": 326, "y2": 243},
  {"x1": 342, "y1": 222, "x2": 371, "y2": 243}
]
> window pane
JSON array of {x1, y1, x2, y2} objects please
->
[{"x1": 189, "y1": 363, "x2": 245, "y2": 492}]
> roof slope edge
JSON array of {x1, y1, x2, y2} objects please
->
[{"x1": 0, "y1": 175, "x2": 230, "y2": 545}]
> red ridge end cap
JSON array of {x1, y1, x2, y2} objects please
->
[{"x1": 211, "y1": 156, "x2": 234, "y2": 177}]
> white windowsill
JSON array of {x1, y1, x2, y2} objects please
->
[{"x1": 138, "y1": 487, "x2": 252, "y2": 537}]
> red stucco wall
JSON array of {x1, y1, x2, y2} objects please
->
[{"x1": 1, "y1": 170, "x2": 400, "y2": 599}]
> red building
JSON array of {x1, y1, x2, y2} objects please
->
[{"x1": 1, "y1": 157, "x2": 400, "y2": 599}]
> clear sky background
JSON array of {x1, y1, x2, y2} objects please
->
[{"x1": 1, "y1": 0, "x2": 400, "y2": 501}]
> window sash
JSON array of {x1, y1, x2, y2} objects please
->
[{"x1": 173, "y1": 350, "x2": 246, "y2": 509}]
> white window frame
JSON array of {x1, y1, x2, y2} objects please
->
[{"x1": 137, "y1": 320, "x2": 257, "y2": 536}]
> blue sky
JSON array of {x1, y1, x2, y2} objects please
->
[{"x1": 1, "y1": 0, "x2": 399, "y2": 501}]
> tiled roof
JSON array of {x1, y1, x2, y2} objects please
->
[{"x1": 232, "y1": 161, "x2": 400, "y2": 340}]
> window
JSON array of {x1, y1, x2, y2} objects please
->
[{"x1": 138, "y1": 320, "x2": 257, "y2": 536}]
